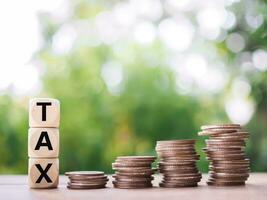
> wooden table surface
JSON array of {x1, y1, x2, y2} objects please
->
[{"x1": 0, "y1": 173, "x2": 266, "y2": 200}]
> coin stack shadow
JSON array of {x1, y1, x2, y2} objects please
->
[
  {"x1": 112, "y1": 156, "x2": 156, "y2": 189},
  {"x1": 199, "y1": 124, "x2": 250, "y2": 186},
  {"x1": 156, "y1": 140, "x2": 202, "y2": 187},
  {"x1": 65, "y1": 171, "x2": 109, "y2": 189}
]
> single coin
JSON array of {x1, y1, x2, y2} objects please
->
[
  {"x1": 205, "y1": 152, "x2": 245, "y2": 157},
  {"x1": 207, "y1": 181, "x2": 245, "y2": 186},
  {"x1": 156, "y1": 148, "x2": 195, "y2": 153},
  {"x1": 112, "y1": 181, "x2": 152, "y2": 188},
  {"x1": 205, "y1": 138, "x2": 245, "y2": 142},
  {"x1": 112, "y1": 162, "x2": 151, "y2": 168},
  {"x1": 203, "y1": 147, "x2": 244, "y2": 151},
  {"x1": 162, "y1": 177, "x2": 201, "y2": 184},
  {"x1": 156, "y1": 144, "x2": 195, "y2": 149},
  {"x1": 66, "y1": 175, "x2": 108, "y2": 180},
  {"x1": 161, "y1": 181, "x2": 200, "y2": 186},
  {"x1": 210, "y1": 163, "x2": 250, "y2": 168},
  {"x1": 68, "y1": 181, "x2": 107, "y2": 186},
  {"x1": 210, "y1": 176, "x2": 249, "y2": 181},
  {"x1": 210, "y1": 164, "x2": 250, "y2": 169},
  {"x1": 208, "y1": 176, "x2": 248, "y2": 181},
  {"x1": 113, "y1": 184, "x2": 152, "y2": 189},
  {"x1": 209, "y1": 172, "x2": 249, "y2": 177},
  {"x1": 69, "y1": 178, "x2": 109, "y2": 183},
  {"x1": 209, "y1": 170, "x2": 250, "y2": 175},
  {"x1": 204, "y1": 148, "x2": 245, "y2": 153},
  {"x1": 206, "y1": 145, "x2": 245, "y2": 150},
  {"x1": 162, "y1": 177, "x2": 202, "y2": 183},
  {"x1": 115, "y1": 159, "x2": 154, "y2": 164},
  {"x1": 65, "y1": 171, "x2": 104, "y2": 176},
  {"x1": 205, "y1": 153, "x2": 246, "y2": 158},
  {"x1": 69, "y1": 175, "x2": 108, "y2": 180},
  {"x1": 209, "y1": 175, "x2": 249, "y2": 182},
  {"x1": 112, "y1": 166, "x2": 153, "y2": 171},
  {"x1": 156, "y1": 142, "x2": 195, "y2": 146},
  {"x1": 160, "y1": 168, "x2": 199, "y2": 174},
  {"x1": 161, "y1": 158, "x2": 199, "y2": 163},
  {"x1": 159, "y1": 182, "x2": 198, "y2": 188},
  {"x1": 159, "y1": 160, "x2": 196, "y2": 165},
  {"x1": 157, "y1": 154, "x2": 200, "y2": 160},
  {"x1": 210, "y1": 131, "x2": 249, "y2": 135},
  {"x1": 115, "y1": 172, "x2": 154, "y2": 177},
  {"x1": 113, "y1": 181, "x2": 152, "y2": 186},
  {"x1": 116, "y1": 168, "x2": 157, "y2": 174},
  {"x1": 156, "y1": 143, "x2": 195, "y2": 147},
  {"x1": 201, "y1": 124, "x2": 241, "y2": 130},
  {"x1": 158, "y1": 162, "x2": 196, "y2": 167},
  {"x1": 156, "y1": 148, "x2": 196, "y2": 153},
  {"x1": 201, "y1": 128, "x2": 239, "y2": 132},
  {"x1": 113, "y1": 175, "x2": 154, "y2": 182},
  {"x1": 205, "y1": 144, "x2": 245, "y2": 148},
  {"x1": 157, "y1": 140, "x2": 195, "y2": 144},
  {"x1": 205, "y1": 141, "x2": 246, "y2": 145},
  {"x1": 205, "y1": 150, "x2": 245, "y2": 154},
  {"x1": 116, "y1": 156, "x2": 156, "y2": 160},
  {"x1": 211, "y1": 159, "x2": 250, "y2": 165},
  {"x1": 210, "y1": 136, "x2": 248, "y2": 140},
  {"x1": 158, "y1": 165, "x2": 197, "y2": 170},
  {"x1": 115, "y1": 159, "x2": 153, "y2": 164},
  {"x1": 163, "y1": 172, "x2": 202, "y2": 178},
  {"x1": 210, "y1": 175, "x2": 249, "y2": 180},
  {"x1": 198, "y1": 130, "x2": 238, "y2": 136},
  {"x1": 211, "y1": 132, "x2": 249, "y2": 139},
  {"x1": 163, "y1": 178, "x2": 201, "y2": 183},
  {"x1": 206, "y1": 156, "x2": 246, "y2": 161},
  {"x1": 209, "y1": 166, "x2": 250, "y2": 171},
  {"x1": 208, "y1": 176, "x2": 248, "y2": 182},
  {"x1": 209, "y1": 174, "x2": 249, "y2": 179},
  {"x1": 67, "y1": 185, "x2": 106, "y2": 189}
]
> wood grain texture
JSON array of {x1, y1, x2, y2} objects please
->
[{"x1": 0, "y1": 173, "x2": 266, "y2": 200}]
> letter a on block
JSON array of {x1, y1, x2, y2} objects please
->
[
  {"x1": 35, "y1": 131, "x2": 53, "y2": 150},
  {"x1": 28, "y1": 128, "x2": 59, "y2": 158},
  {"x1": 28, "y1": 158, "x2": 59, "y2": 188},
  {"x1": 29, "y1": 98, "x2": 60, "y2": 128}
]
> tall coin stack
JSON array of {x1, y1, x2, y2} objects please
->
[
  {"x1": 112, "y1": 156, "x2": 156, "y2": 189},
  {"x1": 198, "y1": 124, "x2": 250, "y2": 186},
  {"x1": 156, "y1": 140, "x2": 202, "y2": 188}
]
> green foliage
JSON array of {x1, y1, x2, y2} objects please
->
[{"x1": 1, "y1": 0, "x2": 267, "y2": 174}]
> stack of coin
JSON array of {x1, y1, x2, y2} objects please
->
[
  {"x1": 112, "y1": 156, "x2": 156, "y2": 189},
  {"x1": 65, "y1": 171, "x2": 109, "y2": 189},
  {"x1": 199, "y1": 124, "x2": 250, "y2": 186},
  {"x1": 156, "y1": 140, "x2": 202, "y2": 187}
]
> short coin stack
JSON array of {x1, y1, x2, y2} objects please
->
[
  {"x1": 112, "y1": 156, "x2": 156, "y2": 189},
  {"x1": 199, "y1": 124, "x2": 250, "y2": 186},
  {"x1": 156, "y1": 140, "x2": 202, "y2": 187},
  {"x1": 65, "y1": 171, "x2": 109, "y2": 189}
]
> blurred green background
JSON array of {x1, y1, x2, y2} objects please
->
[{"x1": 0, "y1": 0, "x2": 267, "y2": 174}]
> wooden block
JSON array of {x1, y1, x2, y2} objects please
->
[
  {"x1": 28, "y1": 158, "x2": 59, "y2": 188},
  {"x1": 28, "y1": 128, "x2": 59, "y2": 158},
  {"x1": 29, "y1": 98, "x2": 60, "y2": 128}
]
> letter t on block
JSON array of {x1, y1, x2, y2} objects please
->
[{"x1": 29, "y1": 98, "x2": 60, "y2": 128}]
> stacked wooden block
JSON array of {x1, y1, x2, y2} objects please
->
[{"x1": 28, "y1": 98, "x2": 60, "y2": 188}]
